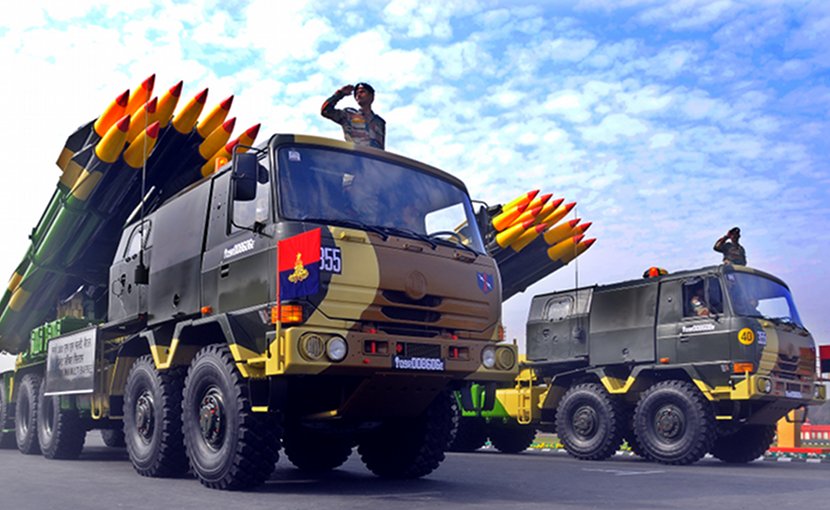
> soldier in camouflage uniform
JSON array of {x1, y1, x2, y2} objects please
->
[
  {"x1": 321, "y1": 82, "x2": 386, "y2": 150},
  {"x1": 714, "y1": 227, "x2": 746, "y2": 265}
]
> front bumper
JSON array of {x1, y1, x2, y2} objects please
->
[
  {"x1": 267, "y1": 326, "x2": 518, "y2": 382},
  {"x1": 726, "y1": 373, "x2": 826, "y2": 403}
]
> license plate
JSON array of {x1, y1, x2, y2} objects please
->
[{"x1": 392, "y1": 356, "x2": 445, "y2": 372}]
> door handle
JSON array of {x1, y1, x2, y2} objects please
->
[
  {"x1": 220, "y1": 264, "x2": 230, "y2": 278},
  {"x1": 679, "y1": 336, "x2": 690, "y2": 343}
]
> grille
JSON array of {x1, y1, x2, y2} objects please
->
[
  {"x1": 381, "y1": 306, "x2": 441, "y2": 323},
  {"x1": 400, "y1": 342, "x2": 441, "y2": 358},
  {"x1": 382, "y1": 290, "x2": 443, "y2": 307}
]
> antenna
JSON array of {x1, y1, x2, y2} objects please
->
[{"x1": 134, "y1": 98, "x2": 150, "y2": 284}]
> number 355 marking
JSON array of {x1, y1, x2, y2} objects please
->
[{"x1": 320, "y1": 246, "x2": 342, "y2": 274}]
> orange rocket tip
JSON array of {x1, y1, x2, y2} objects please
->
[
  {"x1": 93, "y1": 89, "x2": 132, "y2": 137},
  {"x1": 146, "y1": 121, "x2": 160, "y2": 139},
  {"x1": 197, "y1": 95, "x2": 234, "y2": 138},
  {"x1": 244, "y1": 123, "x2": 260, "y2": 139},
  {"x1": 573, "y1": 234, "x2": 585, "y2": 244},
  {"x1": 578, "y1": 221, "x2": 592, "y2": 231},
  {"x1": 169, "y1": 80, "x2": 183, "y2": 97},
  {"x1": 220, "y1": 117, "x2": 236, "y2": 133},
  {"x1": 580, "y1": 238, "x2": 596, "y2": 249},
  {"x1": 116, "y1": 115, "x2": 130, "y2": 132},
  {"x1": 220, "y1": 96, "x2": 234, "y2": 110},
  {"x1": 126, "y1": 74, "x2": 157, "y2": 115},
  {"x1": 195, "y1": 88, "x2": 208, "y2": 104}
]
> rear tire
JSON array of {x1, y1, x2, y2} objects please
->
[
  {"x1": 448, "y1": 417, "x2": 488, "y2": 452},
  {"x1": 37, "y1": 385, "x2": 86, "y2": 459},
  {"x1": 488, "y1": 423, "x2": 536, "y2": 454},
  {"x1": 633, "y1": 380, "x2": 715, "y2": 465},
  {"x1": 710, "y1": 425, "x2": 775, "y2": 463},
  {"x1": 284, "y1": 424, "x2": 353, "y2": 473},
  {"x1": 0, "y1": 382, "x2": 15, "y2": 449},
  {"x1": 101, "y1": 427, "x2": 126, "y2": 448},
  {"x1": 358, "y1": 391, "x2": 455, "y2": 478},
  {"x1": 123, "y1": 355, "x2": 188, "y2": 477},
  {"x1": 556, "y1": 383, "x2": 623, "y2": 460},
  {"x1": 15, "y1": 373, "x2": 41, "y2": 455},
  {"x1": 182, "y1": 344, "x2": 280, "y2": 490}
]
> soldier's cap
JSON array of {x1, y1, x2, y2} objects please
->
[
  {"x1": 729, "y1": 227, "x2": 741, "y2": 235},
  {"x1": 354, "y1": 82, "x2": 375, "y2": 96}
]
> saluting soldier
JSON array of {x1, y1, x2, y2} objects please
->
[
  {"x1": 714, "y1": 227, "x2": 746, "y2": 265},
  {"x1": 321, "y1": 82, "x2": 386, "y2": 150}
]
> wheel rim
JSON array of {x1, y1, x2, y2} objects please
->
[
  {"x1": 198, "y1": 386, "x2": 226, "y2": 451},
  {"x1": 653, "y1": 404, "x2": 686, "y2": 442},
  {"x1": 135, "y1": 390, "x2": 155, "y2": 444},
  {"x1": 572, "y1": 404, "x2": 598, "y2": 439}
]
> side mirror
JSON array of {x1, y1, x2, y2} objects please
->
[{"x1": 232, "y1": 152, "x2": 258, "y2": 202}]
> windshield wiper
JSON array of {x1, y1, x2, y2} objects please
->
[
  {"x1": 427, "y1": 230, "x2": 479, "y2": 258},
  {"x1": 375, "y1": 226, "x2": 438, "y2": 249},
  {"x1": 301, "y1": 217, "x2": 388, "y2": 241}
]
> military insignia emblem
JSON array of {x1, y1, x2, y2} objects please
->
[
  {"x1": 288, "y1": 253, "x2": 309, "y2": 283},
  {"x1": 477, "y1": 272, "x2": 494, "y2": 294}
]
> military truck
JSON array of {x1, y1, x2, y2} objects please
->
[
  {"x1": 0, "y1": 132, "x2": 519, "y2": 490},
  {"x1": 455, "y1": 264, "x2": 826, "y2": 465}
]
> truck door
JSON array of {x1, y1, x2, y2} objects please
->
[
  {"x1": 672, "y1": 276, "x2": 730, "y2": 364},
  {"x1": 107, "y1": 220, "x2": 151, "y2": 324},
  {"x1": 202, "y1": 159, "x2": 275, "y2": 314}
]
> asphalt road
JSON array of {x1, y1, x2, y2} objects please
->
[{"x1": 0, "y1": 435, "x2": 827, "y2": 510}]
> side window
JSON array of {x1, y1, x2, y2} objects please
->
[
  {"x1": 707, "y1": 277, "x2": 724, "y2": 314},
  {"x1": 232, "y1": 160, "x2": 271, "y2": 233},
  {"x1": 124, "y1": 221, "x2": 151, "y2": 259},
  {"x1": 544, "y1": 296, "x2": 573, "y2": 321},
  {"x1": 683, "y1": 279, "x2": 709, "y2": 317}
]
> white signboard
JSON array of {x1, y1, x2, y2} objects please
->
[{"x1": 44, "y1": 327, "x2": 98, "y2": 396}]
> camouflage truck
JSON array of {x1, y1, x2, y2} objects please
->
[
  {"x1": 0, "y1": 133, "x2": 518, "y2": 490},
  {"x1": 455, "y1": 264, "x2": 826, "y2": 465}
]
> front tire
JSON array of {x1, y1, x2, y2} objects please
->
[
  {"x1": 182, "y1": 344, "x2": 280, "y2": 490},
  {"x1": 556, "y1": 383, "x2": 623, "y2": 460},
  {"x1": 633, "y1": 380, "x2": 715, "y2": 465},
  {"x1": 358, "y1": 391, "x2": 455, "y2": 479},
  {"x1": 448, "y1": 417, "x2": 488, "y2": 452},
  {"x1": 284, "y1": 424, "x2": 353, "y2": 473},
  {"x1": 710, "y1": 425, "x2": 775, "y2": 463},
  {"x1": 123, "y1": 355, "x2": 188, "y2": 477},
  {"x1": 15, "y1": 373, "x2": 41, "y2": 455},
  {"x1": 37, "y1": 386, "x2": 86, "y2": 459},
  {"x1": 488, "y1": 423, "x2": 537, "y2": 454}
]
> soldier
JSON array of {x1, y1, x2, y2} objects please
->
[
  {"x1": 321, "y1": 82, "x2": 386, "y2": 150},
  {"x1": 713, "y1": 227, "x2": 746, "y2": 265}
]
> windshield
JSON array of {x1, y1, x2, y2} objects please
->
[
  {"x1": 277, "y1": 145, "x2": 486, "y2": 253},
  {"x1": 724, "y1": 271, "x2": 803, "y2": 327}
]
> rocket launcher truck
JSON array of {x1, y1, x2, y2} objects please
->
[
  {"x1": 453, "y1": 264, "x2": 827, "y2": 465},
  {"x1": 0, "y1": 75, "x2": 529, "y2": 490}
]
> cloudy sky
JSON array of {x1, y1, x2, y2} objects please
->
[{"x1": 1, "y1": 0, "x2": 829, "y2": 370}]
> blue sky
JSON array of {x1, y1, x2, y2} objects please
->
[{"x1": 1, "y1": 0, "x2": 829, "y2": 370}]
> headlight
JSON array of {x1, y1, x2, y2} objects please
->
[
  {"x1": 495, "y1": 346, "x2": 516, "y2": 370},
  {"x1": 482, "y1": 346, "x2": 496, "y2": 369},
  {"x1": 756, "y1": 377, "x2": 772, "y2": 394},
  {"x1": 299, "y1": 334, "x2": 325, "y2": 361},
  {"x1": 326, "y1": 336, "x2": 348, "y2": 362},
  {"x1": 815, "y1": 385, "x2": 824, "y2": 400}
]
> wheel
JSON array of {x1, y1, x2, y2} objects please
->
[
  {"x1": 488, "y1": 423, "x2": 537, "y2": 454},
  {"x1": 633, "y1": 380, "x2": 715, "y2": 465},
  {"x1": 556, "y1": 383, "x2": 623, "y2": 460},
  {"x1": 182, "y1": 344, "x2": 280, "y2": 490},
  {"x1": 448, "y1": 417, "x2": 488, "y2": 452},
  {"x1": 101, "y1": 427, "x2": 126, "y2": 448},
  {"x1": 0, "y1": 382, "x2": 16, "y2": 449},
  {"x1": 284, "y1": 424, "x2": 353, "y2": 473},
  {"x1": 123, "y1": 355, "x2": 188, "y2": 477},
  {"x1": 358, "y1": 391, "x2": 456, "y2": 478},
  {"x1": 37, "y1": 384, "x2": 86, "y2": 459},
  {"x1": 710, "y1": 425, "x2": 775, "y2": 463},
  {"x1": 15, "y1": 373, "x2": 41, "y2": 455}
]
